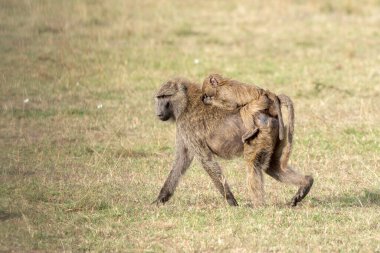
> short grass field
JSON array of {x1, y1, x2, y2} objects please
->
[{"x1": 1, "y1": 0, "x2": 380, "y2": 251}]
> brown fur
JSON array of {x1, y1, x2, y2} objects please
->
[
  {"x1": 153, "y1": 78, "x2": 313, "y2": 207},
  {"x1": 202, "y1": 73, "x2": 295, "y2": 172},
  {"x1": 243, "y1": 113, "x2": 279, "y2": 206},
  {"x1": 201, "y1": 73, "x2": 285, "y2": 141},
  {"x1": 277, "y1": 94, "x2": 295, "y2": 171}
]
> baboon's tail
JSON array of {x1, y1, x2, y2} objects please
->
[
  {"x1": 266, "y1": 91, "x2": 284, "y2": 141},
  {"x1": 277, "y1": 94, "x2": 295, "y2": 170},
  {"x1": 273, "y1": 96, "x2": 285, "y2": 141}
]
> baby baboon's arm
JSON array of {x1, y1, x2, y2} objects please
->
[{"x1": 203, "y1": 96, "x2": 239, "y2": 111}]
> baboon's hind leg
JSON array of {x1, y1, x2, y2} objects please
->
[
  {"x1": 245, "y1": 148, "x2": 269, "y2": 207},
  {"x1": 244, "y1": 113, "x2": 277, "y2": 207},
  {"x1": 266, "y1": 164, "x2": 314, "y2": 206},
  {"x1": 290, "y1": 175, "x2": 313, "y2": 206}
]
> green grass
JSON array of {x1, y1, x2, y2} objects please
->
[{"x1": 1, "y1": 0, "x2": 380, "y2": 251}]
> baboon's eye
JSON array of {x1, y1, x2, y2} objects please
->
[{"x1": 157, "y1": 94, "x2": 171, "y2": 99}]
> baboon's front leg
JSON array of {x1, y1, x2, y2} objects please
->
[
  {"x1": 198, "y1": 154, "x2": 238, "y2": 206},
  {"x1": 153, "y1": 135, "x2": 194, "y2": 205}
]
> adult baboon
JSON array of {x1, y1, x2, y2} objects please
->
[{"x1": 153, "y1": 78, "x2": 313, "y2": 207}]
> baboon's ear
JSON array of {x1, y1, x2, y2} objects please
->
[
  {"x1": 210, "y1": 76, "x2": 219, "y2": 87},
  {"x1": 177, "y1": 82, "x2": 188, "y2": 93}
]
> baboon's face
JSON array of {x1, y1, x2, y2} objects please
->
[
  {"x1": 155, "y1": 83, "x2": 175, "y2": 121},
  {"x1": 155, "y1": 79, "x2": 188, "y2": 121},
  {"x1": 202, "y1": 79, "x2": 217, "y2": 98},
  {"x1": 155, "y1": 94, "x2": 173, "y2": 121}
]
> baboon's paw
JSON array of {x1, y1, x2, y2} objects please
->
[
  {"x1": 227, "y1": 197, "x2": 239, "y2": 206},
  {"x1": 290, "y1": 176, "x2": 314, "y2": 207},
  {"x1": 152, "y1": 193, "x2": 173, "y2": 206}
]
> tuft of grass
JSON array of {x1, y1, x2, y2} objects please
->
[
  {"x1": 174, "y1": 23, "x2": 204, "y2": 37},
  {"x1": 8, "y1": 108, "x2": 57, "y2": 119}
]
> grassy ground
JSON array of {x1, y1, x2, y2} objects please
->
[{"x1": 1, "y1": 0, "x2": 379, "y2": 251}]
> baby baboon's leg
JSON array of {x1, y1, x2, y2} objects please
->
[
  {"x1": 244, "y1": 113, "x2": 278, "y2": 207},
  {"x1": 241, "y1": 127, "x2": 259, "y2": 144},
  {"x1": 199, "y1": 153, "x2": 238, "y2": 206},
  {"x1": 266, "y1": 159, "x2": 314, "y2": 206},
  {"x1": 240, "y1": 96, "x2": 270, "y2": 143}
]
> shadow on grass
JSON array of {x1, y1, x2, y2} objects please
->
[
  {"x1": 310, "y1": 189, "x2": 380, "y2": 207},
  {"x1": 0, "y1": 210, "x2": 21, "y2": 221},
  {"x1": 114, "y1": 148, "x2": 151, "y2": 158}
]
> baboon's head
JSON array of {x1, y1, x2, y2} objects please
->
[
  {"x1": 155, "y1": 78, "x2": 189, "y2": 121},
  {"x1": 201, "y1": 74, "x2": 224, "y2": 102}
]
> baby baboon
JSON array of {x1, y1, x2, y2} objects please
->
[
  {"x1": 202, "y1": 73, "x2": 285, "y2": 142},
  {"x1": 202, "y1": 73, "x2": 295, "y2": 173},
  {"x1": 153, "y1": 78, "x2": 313, "y2": 207}
]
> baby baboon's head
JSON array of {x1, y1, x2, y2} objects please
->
[{"x1": 201, "y1": 73, "x2": 225, "y2": 103}]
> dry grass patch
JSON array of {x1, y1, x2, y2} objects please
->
[{"x1": 0, "y1": 0, "x2": 379, "y2": 252}]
